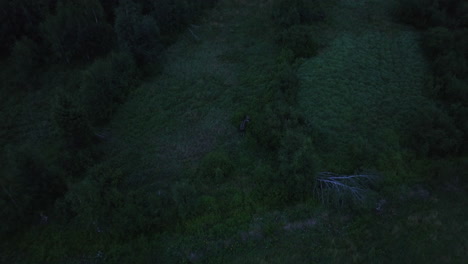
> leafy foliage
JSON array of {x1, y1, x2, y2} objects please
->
[
  {"x1": 271, "y1": 0, "x2": 325, "y2": 28},
  {"x1": 115, "y1": 0, "x2": 163, "y2": 64},
  {"x1": 53, "y1": 94, "x2": 94, "y2": 149},
  {"x1": 8, "y1": 37, "x2": 41, "y2": 90},
  {"x1": 271, "y1": 0, "x2": 323, "y2": 59},
  {"x1": 276, "y1": 26, "x2": 318, "y2": 58},
  {"x1": 150, "y1": 0, "x2": 217, "y2": 36},
  {"x1": 197, "y1": 150, "x2": 235, "y2": 182},
  {"x1": 40, "y1": 0, "x2": 115, "y2": 63},
  {"x1": 395, "y1": 0, "x2": 468, "y2": 155},
  {"x1": 394, "y1": 0, "x2": 468, "y2": 29},
  {"x1": 408, "y1": 104, "x2": 463, "y2": 157},
  {"x1": 0, "y1": 0, "x2": 53, "y2": 58},
  {"x1": 80, "y1": 51, "x2": 138, "y2": 124},
  {"x1": 277, "y1": 130, "x2": 317, "y2": 202},
  {"x1": 0, "y1": 149, "x2": 67, "y2": 235}
]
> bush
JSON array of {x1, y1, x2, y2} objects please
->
[
  {"x1": 443, "y1": 76, "x2": 468, "y2": 103},
  {"x1": 248, "y1": 103, "x2": 284, "y2": 151},
  {"x1": 40, "y1": 0, "x2": 115, "y2": 63},
  {"x1": 396, "y1": 0, "x2": 468, "y2": 157},
  {"x1": 8, "y1": 37, "x2": 41, "y2": 90},
  {"x1": 61, "y1": 162, "x2": 174, "y2": 237},
  {"x1": 273, "y1": 63, "x2": 300, "y2": 103},
  {"x1": 421, "y1": 27, "x2": 453, "y2": 59},
  {"x1": 80, "y1": 51, "x2": 138, "y2": 124},
  {"x1": 432, "y1": 51, "x2": 467, "y2": 80},
  {"x1": 115, "y1": 0, "x2": 163, "y2": 64},
  {"x1": 196, "y1": 150, "x2": 234, "y2": 182},
  {"x1": 149, "y1": 0, "x2": 218, "y2": 37},
  {"x1": 394, "y1": 0, "x2": 434, "y2": 29},
  {"x1": 62, "y1": 163, "x2": 122, "y2": 230},
  {"x1": 171, "y1": 180, "x2": 199, "y2": 220},
  {"x1": 277, "y1": 130, "x2": 317, "y2": 202},
  {"x1": 408, "y1": 105, "x2": 463, "y2": 157},
  {"x1": 276, "y1": 26, "x2": 318, "y2": 58},
  {"x1": 248, "y1": 93, "x2": 304, "y2": 152},
  {"x1": 395, "y1": 0, "x2": 468, "y2": 29},
  {"x1": 0, "y1": 149, "x2": 67, "y2": 234},
  {"x1": 0, "y1": 0, "x2": 51, "y2": 58},
  {"x1": 53, "y1": 94, "x2": 94, "y2": 149},
  {"x1": 271, "y1": 0, "x2": 325, "y2": 28}
]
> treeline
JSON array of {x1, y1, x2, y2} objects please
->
[
  {"x1": 0, "y1": 0, "x2": 218, "y2": 240},
  {"x1": 271, "y1": 0, "x2": 324, "y2": 59},
  {"x1": 3, "y1": 0, "x2": 217, "y2": 93},
  {"x1": 0, "y1": 0, "x2": 218, "y2": 61},
  {"x1": 395, "y1": 0, "x2": 468, "y2": 157}
]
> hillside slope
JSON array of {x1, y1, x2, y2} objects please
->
[
  {"x1": 7, "y1": 0, "x2": 465, "y2": 263},
  {"x1": 298, "y1": 0, "x2": 432, "y2": 172},
  {"x1": 99, "y1": 0, "x2": 467, "y2": 263},
  {"x1": 106, "y1": 0, "x2": 277, "y2": 181}
]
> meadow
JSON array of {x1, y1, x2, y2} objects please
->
[{"x1": 0, "y1": 0, "x2": 466, "y2": 263}]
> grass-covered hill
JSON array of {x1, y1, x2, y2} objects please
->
[{"x1": 0, "y1": 0, "x2": 467, "y2": 263}]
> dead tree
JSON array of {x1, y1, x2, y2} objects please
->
[{"x1": 314, "y1": 172, "x2": 378, "y2": 206}]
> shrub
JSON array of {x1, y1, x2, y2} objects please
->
[
  {"x1": 271, "y1": 0, "x2": 325, "y2": 28},
  {"x1": 196, "y1": 195, "x2": 219, "y2": 215},
  {"x1": 248, "y1": 103, "x2": 283, "y2": 151},
  {"x1": 171, "y1": 180, "x2": 199, "y2": 220},
  {"x1": 197, "y1": 150, "x2": 234, "y2": 182},
  {"x1": 394, "y1": 0, "x2": 467, "y2": 29},
  {"x1": 276, "y1": 26, "x2": 318, "y2": 58},
  {"x1": 61, "y1": 163, "x2": 127, "y2": 232},
  {"x1": 432, "y1": 51, "x2": 467, "y2": 80},
  {"x1": 40, "y1": 0, "x2": 115, "y2": 63},
  {"x1": 394, "y1": 0, "x2": 433, "y2": 28},
  {"x1": 0, "y1": 150, "x2": 67, "y2": 234},
  {"x1": 271, "y1": 0, "x2": 300, "y2": 28},
  {"x1": 273, "y1": 63, "x2": 299, "y2": 103},
  {"x1": 396, "y1": 0, "x2": 468, "y2": 157},
  {"x1": 276, "y1": 48, "x2": 296, "y2": 65},
  {"x1": 408, "y1": 105, "x2": 463, "y2": 157},
  {"x1": 421, "y1": 27, "x2": 453, "y2": 59},
  {"x1": 251, "y1": 162, "x2": 285, "y2": 205},
  {"x1": 248, "y1": 102, "x2": 305, "y2": 152},
  {"x1": 80, "y1": 51, "x2": 138, "y2": 124},
  {"x1": 8, "y1": 37, "x2": 41, "y2": 90},
  {"x1": 277, "y1": 130, "x2": 317, "y2": 202},
  {"x1": 443, "y1": 76, "x2": 468, "y2": 103},
  {"x1": 0, "y1": 1, "x2": 51, "y2": 58},
  {"x1": 53, "y1": 94, "x2": 94, "y2": 149},
  {"x1": 115, "y1": 0, "x2": 163, "y2": 64}
]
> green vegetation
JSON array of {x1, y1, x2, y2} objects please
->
[
  {"x1": 394, "y1": 0, "x2": 468, "y2": 156},
  {"x1": 0, "y1": 0, "x2": 467, "y2": 263}
]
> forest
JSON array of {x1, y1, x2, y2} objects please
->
[{"x1": 0, "y1": 0, "x2": 466, "y2": 263}]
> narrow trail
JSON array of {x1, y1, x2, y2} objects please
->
[{"x1": 298, "y1": 0, "x2": 432, "y2": 169}]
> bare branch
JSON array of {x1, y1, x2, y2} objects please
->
[{"x1": 314, "y1": 171, "x2": 379, "y2": 206}]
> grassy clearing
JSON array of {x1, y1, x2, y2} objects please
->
[
  {"x1": 94, "y1": 0, "x2": 467, "y2": 263},
  {"x1": 298, "y1": 0, "x2": 432, "y2": 174},
  {"x1": 106, "y1": 0, "x2": 278, "y2": 181}
]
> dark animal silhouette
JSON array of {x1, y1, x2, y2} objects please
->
[{"x1": 239, "y1": 115, "x2": 250, "y2": 134}]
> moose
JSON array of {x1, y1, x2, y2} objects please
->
[{"x1": 239, "y1": 115, "x2": 250, "y2": 134}]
